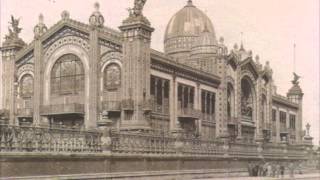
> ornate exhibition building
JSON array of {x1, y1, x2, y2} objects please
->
[{"x1": 0, "y1": 0, "x2": 315, "y2": 178}]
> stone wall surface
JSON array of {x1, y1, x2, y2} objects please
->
[{"x1": 0, "y1": 153, "x2": 251, "y2": 179}]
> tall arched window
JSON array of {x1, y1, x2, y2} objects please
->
[
  {"x1": 227, "y1": 83, "x2": 235, "y2": 118},
  {"x1": 261, "y1": 94, "x2": 267, "y2": 124},
  {"x1": 20, "y1": 74, "x2": 34, "y2": 98},
  {"x1": 241, "y1": 78, "x2": 254, "y2": 120},
  {"x1": 104, "y1": 63, "x2": 121, "y2": 91},
  {"x1": 51, "y1": 54, "x2": 84, "y2": 95}
]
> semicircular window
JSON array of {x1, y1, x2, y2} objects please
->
[
  {"x1": 104, "y1": 63, "x2": 121, "y2": 91},
  {"x1": 51, "y1": 54, "x2": 84, "y2": 95},
  {"x1": 20, "y1": 74, "x2": 34, "y2": 98}
]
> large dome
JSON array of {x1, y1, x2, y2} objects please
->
[{"x1": 164, "y1": 0, "x2": 216, "y2": 58}]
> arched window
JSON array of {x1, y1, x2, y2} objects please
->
[
  {"x1": 51, "y1": 54, "x2": 84, "y2": 95},
  {"x1": 261, "y1": 94, "x2": 267, "y2": 124},
  {"x1": 241, "y1": 78, "x2": 254, "y2": 119},
  {"x1": 227, "y1": 83, "x2": 235, "y2": 118},
  {"x1": 104, "y1": 63, "x2": 121, "y2": 91},
  {"x1": 20, "y1": 74, "x2": 33, "y2": 98}
]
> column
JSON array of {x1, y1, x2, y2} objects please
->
[
  {"x1": 87, "y1": 27, "x2": 99, "y2": 129},
  {"x1": 169, "y1": 76, "x2": 178, "y2": 131},
  {"x1": 276, "y1": 107, "x2": 280, "y2": 143},
  {"x1": 33, "y1": 38, "x2": 42, "y2": 126}
]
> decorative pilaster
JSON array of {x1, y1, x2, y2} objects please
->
[
  {"x1": 119, "y1": 0, "x2": 154, "y2": 131},
  {"x1": 1, "y1": 15, "x2": 25, "y2": 125},
  {"x1": 33, "y1": 14, "x2": 47, "y2": 126},
  {"x1": 87, "y1": 2, "x2": 104, "y2": 129},
  {"x1": 276, "y1": 107, "x2": 280, "y2": 143},
  {"x1": 255, "y1": 76, "x2": 263, "y2": 141}
]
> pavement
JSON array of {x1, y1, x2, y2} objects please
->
[{"x1": 196, "y1": 172, "x2": 320, "y2": 180}]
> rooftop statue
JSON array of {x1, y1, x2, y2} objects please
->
[
  {"x1": 292, "y1": 72, "x2": 301, "y2": 85},
  {"x1": 3, "y1": 15, "x2": 25, "y2": 47},
  {"x1": 133, "y1": 0, "x2": 147, "y2": 16},
  {"x1": 5, "y1": 15, "x2": 22, "y2": 40}
]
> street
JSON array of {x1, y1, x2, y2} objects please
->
[{"x1": 196, "y1": 173, "x2": 320, "y2": 180}]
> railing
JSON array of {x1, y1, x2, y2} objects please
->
[
  {"x1": 150, "y1": 97, "x2": 169, "y2": 114},
  {"x1": 177, "y1": 107, "x2": 201, "y2": 119},
  {"x1": 241, "y1": 115, "x2": 253, "y2": 122},
  {"x1": 0, "y1": 124, "x2": 307, "y2": 158},
  {"x1": 263, "y1": 123, "x2": 271, "y2": 130},
  {"x1": 227, "y1": 116, "x2": 238, "y2": 124},
  {"x1": 180, "y1": 138, "x2": 225, "y2": 155},
  {"x1": 101, "y1": 101, "x2": 121, "y2": 112},
  {"x1": 229, "y1": 142, "x2": 258, "y2": 157},
  {"x1": 40, "y1": 103, "x2": 85, "y2": 115},
  {"x1": 201, "y1": 113, "x2": 215, "y2": 122},
  {"x1": 0, "y1": 109, "x2": 9, "y2": 119},
  {"x1": 16, "y1": 108, "x2": 34, "y2": 117},
  {"x1": 111, "y1": 131, "x2": 176, "y2": 154},
  {"x1": 0, "y1": 124, "x2": 101, "y2": 153},
  {"x1": 121, "y1": 99, "x2": 134, "y2": 111}
]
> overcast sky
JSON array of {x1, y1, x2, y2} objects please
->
[{"x1": 1, "y1": 0, "x2": 319, "y2": 145}]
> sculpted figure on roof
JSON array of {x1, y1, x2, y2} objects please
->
[{"x1": 133, "y1": 0, "x2": 147, "y2": 16}]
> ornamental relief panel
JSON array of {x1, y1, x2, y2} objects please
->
[
  {"x1": 241, "y1": 62, "x2": 258, "y2": 79},
  {"x1": 100, "y1": 51, "x2": 122, "y2": 67},
  {"x1": 44, "y1": 36, "x2": 90, "y2": 63},
  {"x1": 240, "y1": 70, "x2": 257, "y2": 85},
  {"x1": 104, "y1": 63, "x2": 121, "y2": 91},
  {"x1": 17, "y1": 64, "x2": 34, "y2": 80},
  {"x1": 226, "y1": 76, "x2": 235, "y2": 86},
  {"x1": 16, "y1": 52, "x2": 34, "y2": 67},
  {"x1": 42, "y1": 27, "x2": 89, "y2": 49}
]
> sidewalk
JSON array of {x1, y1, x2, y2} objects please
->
[{"x1": 197, "y1": 172, "x2": 320, "y2": 180}]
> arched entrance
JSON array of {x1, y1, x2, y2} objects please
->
[{"x1": 240, "y1": 76, "x2": 256, "y2": 143}]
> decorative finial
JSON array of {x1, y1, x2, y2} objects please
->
[
  {"x1": 188, "y1": 0, "x2": 193, "y2": 5},
  {"x1": 233, "y1": 43, "x2": 238, "y2": 50},
  {"x1": 248, "y1": 50, "x2": 253, "y2": 56},
  {"x1": 239, "y1": 32, "x2": 245, "y2": 51},
  {"x1": 292, "y1": 72, "x2": 301, "y2": 85},
  {"x1": 89, "y1": 2, "x2": 104, "y2": 27},
  {"x1": 255, "y1": 55, "x2": 260, "y2": 62},
  {"x1": 306, "y1": 123, "x2": 311, "y2": 136},
  {"x1": 94, "y1": 2, "x2": 100, "y2": 11},
  {"x1": 293, "y1": 43, "x2": 296, "y2": 73},
  {"x1": 34, "y1": 13, "x2": 47, "y2": 39},
  {"x1": 219, "y1": 37, "x2": 224, "y2": 44},
  {"x1": 39, "y1": 13, "x2": 44, "y2": 23},
  {"x1": 61, "y1": 10, "x2": 70, "y2": 20}
]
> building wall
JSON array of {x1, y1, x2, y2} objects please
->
[{"x1": 0, "y1": 18, "x2": 303, "y2": 145}]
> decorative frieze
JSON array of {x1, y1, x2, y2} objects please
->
[
  {"x1": 44, "y1": 36, "x2": 90, "y2": 61},
  {"x1": 43, "y1": 27, "x2": 89, "y2": 50}
]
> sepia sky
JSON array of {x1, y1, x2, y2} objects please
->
[{"x1": 0, "y1": 0, "x2": 319, "y2": 145}]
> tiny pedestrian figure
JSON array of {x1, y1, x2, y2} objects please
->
[
  {"x1": 288, "y1": 162, "x2": 295, "y2": 178},
  {"x1": 271, "y1": 163, "x2": 276, "y2": 177},
  {"x1": 247, "y1": 161, "x2": 253, "y2": 176},
  {"x1": 275, "y1": 162, "x2": 281, "y2": 178},
  {"x1": 280, "y1": 164, "x2": 285, "y2": 179},
  {"x1": 267, "y1": 163, "x2": 272, "y2": 177}
]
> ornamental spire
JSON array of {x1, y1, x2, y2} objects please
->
[
  {"x1": 89, "y1": 2, "x2": 104, "y2": 28},
  {"x1": 34, "y1": 13, "x2": 47, "y2": 39}
]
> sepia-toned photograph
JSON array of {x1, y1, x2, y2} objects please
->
[{"x1": 0, "y1": 0, "x2": 319, "y2": 179}]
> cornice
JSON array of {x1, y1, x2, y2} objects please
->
[
  {"x1": 272, "y1": 95, "x2": 299, "y2": 109},
  {"x1": 150, "y1": 49, "x2": 221, "y2": 88}
]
